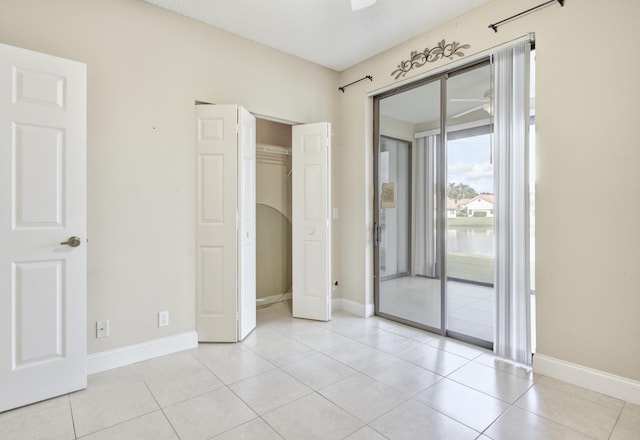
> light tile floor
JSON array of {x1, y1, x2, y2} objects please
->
[
  {"x1": 380, "y1": 277, "x2": 495, "y2": 342},
  {"x1": 1, "y1": 301, "x2": 638, "y2": 440}
]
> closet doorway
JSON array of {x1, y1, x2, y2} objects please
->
[
  {"x1": 255, "y1": 119, "x2": 293, "y2": 308},
  {"x1": 195, "y1": 107, "x2": 332, "y2": 342},
  {"x1": 256, "y1": 119, "x2": 333, "y2": 322}
]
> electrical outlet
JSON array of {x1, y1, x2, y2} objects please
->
[
  {"x1": 96, "y1": 320, "x2": 109, "y2": 338},
  {"x1": 158, "y1": 311, "x2": 169, "y2": 327}
]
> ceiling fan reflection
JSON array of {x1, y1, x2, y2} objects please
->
[{"x1": 450, "y1": 89, "x2": 493, "y2": 119}]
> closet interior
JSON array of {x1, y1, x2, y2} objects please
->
[{"x1": 255, "y1": 119, "x2": 293, "y2": 307}]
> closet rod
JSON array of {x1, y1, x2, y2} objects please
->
[{"x1": 488, "y1": 0, "x2": 564, "y2": 32}]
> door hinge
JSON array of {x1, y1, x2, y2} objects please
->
[{"x1": 373, "y1": 222, "x2": 381, "y2": 245}]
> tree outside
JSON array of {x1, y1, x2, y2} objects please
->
[{"x1": 447, "y1": 182, "x2": 478, "y2": 203}]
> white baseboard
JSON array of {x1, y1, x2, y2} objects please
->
[
  {"x1": 87, "y1": 331, "x2": 198, "y2": 375},
  {"x1": 257, "y1": 292, "x2": 292, "y2": 306},
  {"x1": 332, "y1": 297, "x2": 341, "y2": 312},
  {"x1": 533, "y1": 354, "x2": 640, "y2": 405},
  {"x1": 338, "y1": 298, "x2": 375, "y2": 317}
]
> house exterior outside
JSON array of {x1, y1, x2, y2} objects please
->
[
  {"x1": 447, "y1": 197, "x2": 458, "y2": 218},
  {"x1": 458, "y1": 194, "x2": 494, "y2": 217}
]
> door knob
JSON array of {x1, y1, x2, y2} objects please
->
[{"x1": 60, "y1": 236, "x2": 81, "y2": 247}]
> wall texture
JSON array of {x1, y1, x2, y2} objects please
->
[
  {"x1": 0, "y1": 0, "x2": 339, "y2": 354},
  {"x1": 336, "y1": 0, "x2": 640, "y2": 381}
]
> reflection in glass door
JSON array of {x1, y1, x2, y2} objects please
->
[
  {"x1": 446, "y1": 64, "x2": 494, "y2": 346},
  {"x1": 375, "y1": 78, "x2": 443, "y2": 332},
  {"x1": 378, "y1": 137, "x2": 411, "y2": 281},
  {"x1": 374, "y1": 61, "x2": 495, "y2": 347}
]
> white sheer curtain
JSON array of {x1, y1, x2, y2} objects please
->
[
  {"x1": 493, "y1": 40, "x2": 532, "y2": 365},
  {"x1": 412, "y1": 134, "x2": 437, "y2": 277}
]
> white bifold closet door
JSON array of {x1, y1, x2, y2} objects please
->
[
  {"x1": 0, "y1": 43, "x2": 87, "y2": 412},
  {"x1": 196, "y1": 104, "x2": 256, "y2": 342},
  {"x1": 292, "y1": 123, "x2": 332, "y2": 322},
  {"x1": 196, "y1": 111, "x2": 331, "y2": 342}
]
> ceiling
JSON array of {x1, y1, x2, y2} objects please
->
[{"x1": 143, "y1": 0, "x2": 490, "y2": 72}]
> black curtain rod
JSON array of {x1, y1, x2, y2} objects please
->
[
  {"x1": 339, "y1": 75, "x2": 373, "y2": 93},
  {"x1": 489, "y1": 0, "x2": 564, "y2": 32}
]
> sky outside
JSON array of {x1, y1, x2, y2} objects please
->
[{"x1": 447, "y1": 133, "x2": 493, "y2": 194}]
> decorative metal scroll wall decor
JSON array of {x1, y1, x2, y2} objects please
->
[{"x1": 391, "y1": 39, "x2": 470, "y2": 80}]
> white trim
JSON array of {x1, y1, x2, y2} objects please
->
[
  {"x1": 252, "y1": 113, "x2": 298, "y2": 126},
  {"x1": 534, "y1": 354, "x2": 640, "y2": 405},
  {"x1": 256, "y1": 292, "x2": 292, "y2": 306},
  {"x1": 338, "y1": 298, "x2": 375, "y2": 317},
  {"x1": 339, "y1": 298, "x2": 366, "y2": 317},
  {"x1": 365, "y1": 302, "x2": 375, "y2": 317},
  {"x1": 87, "y1": 331, "x2": 198, "y2": 375},
  {"x1": 368, "y1": 33, "x2": 535, "y2": 98},
  {"x1": 332, "y1": 297, "x2": 341, "y2": 312}
]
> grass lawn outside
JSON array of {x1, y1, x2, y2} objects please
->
[
  {"x1": 447, "y1": 216, "x2": 494, "y2": 284},
  {"x1": 447, "y1": 216, "x2": 494, "y2": 227},
  {"x1": 447, "y1": 252, "x2": 494, "y2": 285}
]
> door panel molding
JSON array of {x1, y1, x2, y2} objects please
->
[{"x1": 292, "y1": 123, "x2": 331, "y2": 321}]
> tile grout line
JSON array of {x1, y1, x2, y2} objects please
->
[
  {"x1": 133, "y1": 361, "x2": 184, "y2": 440},
  {"x1": 67, "y1": 394, "x2": 78, "y2": 440}
]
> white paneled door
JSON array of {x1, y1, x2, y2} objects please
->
[
  {"x1": 196, "y1": 105, "x2": 256, "y2": 342},
  {"x1": 0, "y1": 43, "x2": 87, "y2": 412},
  {"x1": 292, "y1": 123, "x2": 331, "y2": 321},
  {"x1": 237, "y1": 107, "x2": 256, "y2": 340}
]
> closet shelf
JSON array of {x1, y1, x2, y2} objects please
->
[{"x1": 256, "y1": 144, "x2": 291, "y2": 156}]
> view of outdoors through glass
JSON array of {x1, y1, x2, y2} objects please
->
[
  {"x1": 447, "y1": 133, "x2": 494, "y2": 286},
  {"x1": 376, "y1": 53, "x2": 535, "y2": 348}
]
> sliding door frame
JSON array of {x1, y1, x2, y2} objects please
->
[
  {"x1": 373, "y1": 58, "x2": 492, "y2": 342},
  {"x1": 378, "y1": 135, "x2": 413, "y2": 282},
  {"x1": 373, "y1": 74, "x2": 447, "y2": 336}
]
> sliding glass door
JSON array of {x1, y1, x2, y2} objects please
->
[
  {"x1": 375, "y1": 77, "x2": 444, "y2": 332},
  {"x1": 374, "y1": 60, "x2": 495, "y2": 346},
  {"x1": 445, "y1": 64, "x2": 495, "y2": 346}
]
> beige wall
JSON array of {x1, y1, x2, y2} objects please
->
[
  {"x1": 2, "y1": 0, "x2": 639, "y2": 383},
  {"x1": 257, "y1": 119, "x2": 293, "y2": 149},
  {"x1": 336, "y1": 0, "x2": 640, "y2": 380},
  {"x1": 0, "y1": 0, "x2": 339, "y2": 353}
]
